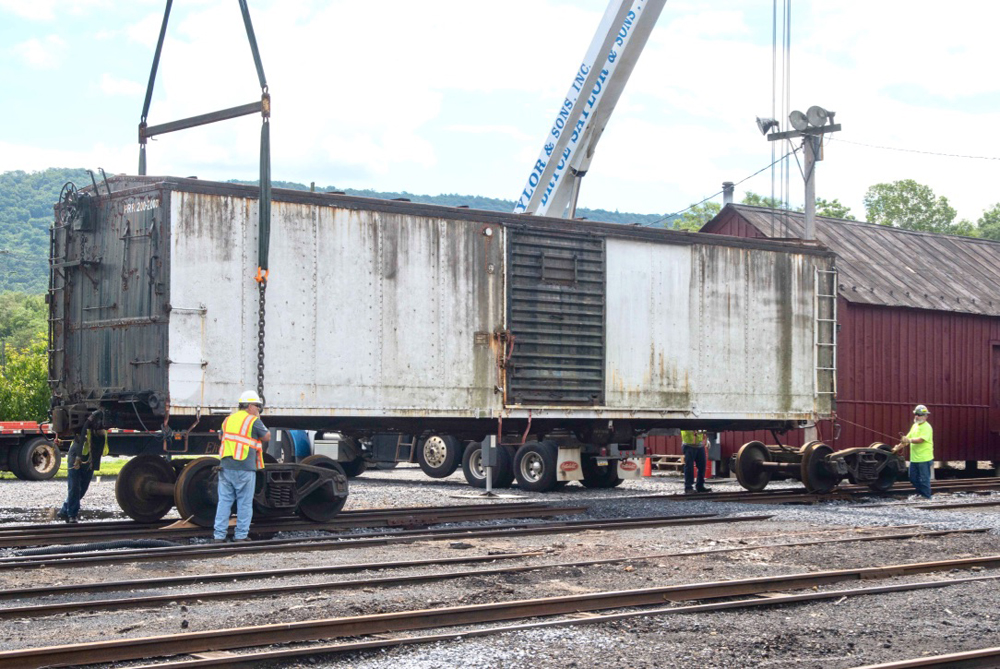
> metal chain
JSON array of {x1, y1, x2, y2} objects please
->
[{"x1": 257, "y1": 279, "x2": 266, "y2": 404}]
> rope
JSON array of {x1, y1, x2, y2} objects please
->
[{"x1": 834, "y1": 415, "x2": 904, "y2": 444}]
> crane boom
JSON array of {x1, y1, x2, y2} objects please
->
[{"x1": 513, "y1": 0, "x2": 667, "y2": 218}]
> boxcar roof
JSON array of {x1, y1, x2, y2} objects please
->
[
  {"x1": 86, "y1": 175, "x2": 835, "y2": 259},
  {"x1": 703, "y1": 203, "x2": 1000, "y2": 317}
]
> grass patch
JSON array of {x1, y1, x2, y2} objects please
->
[{"x1": 1, "y1": 456, "x2": 132, "y2": 480}]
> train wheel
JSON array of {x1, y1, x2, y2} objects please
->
[
  {"x1": 869, "y1": 443, "x2": 900, "y2": 492},
  {"x1": 735, "y1": 441, "x2": 772, "y2": 492},
  {"x1": 116, "y1": 454, "x2": 176, "y2": 523},
  {"x1": 581, "y1": 458, "x2": 622, "y2": 489},
  {"x1": 800, "y1": 441, "x2": 838, "y2": 494},
  {"x1": 417, "y1": 435, "x2": 462, "y2": 478},
  {"x1": 341, "y1": 457, "x2": 367, "y2": 478},
  {"x1": 174, "y1": 457, "x2": 220, "y2": 528},
  {"x1": 514, "y1": 441, "x2": 558, "y2": 492},
  {"x1": 295, "y1": 455, "x2": 348, "y2": 522},
  {"x1": 462, "y1": 441, "x2": 514, "y2": 489},
  {"x1": 17, "y1": 437, "x2": 62, "y2": 481}
]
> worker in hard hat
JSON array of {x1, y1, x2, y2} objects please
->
[
  {"x1": 895, "y1": 405, "x2": 933, "y2": 499},
  {"x1": 213, "y1": 390, "x2": 270, "y2": 542},
  {"x1": 56, "y1": 410, "x2": 108, "y2": 523},
  {"x1": 681, "y1": 428, "x2": 711, "y2": 494}
]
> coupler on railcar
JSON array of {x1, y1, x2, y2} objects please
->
[
  {"x1": 115, "y1": 454, "x2": 349, "y2": 526},
  {"x1": 734, "y1": 440, "x2": 904, "y2": 494}
]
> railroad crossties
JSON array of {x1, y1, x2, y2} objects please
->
[{"x1": 2, "y1": 466, "x2": 1000, "y2": 668}]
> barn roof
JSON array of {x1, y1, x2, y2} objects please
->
[{"x1": 702, "y1": 204, "x2": 1000, "y2": 317}]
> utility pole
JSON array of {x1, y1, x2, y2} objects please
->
[{"x1": 757, "y1": 105, "x2": 840, "y2": 241}]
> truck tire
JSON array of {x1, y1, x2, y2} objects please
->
[
  {"x1": 341, "y1": 457, "x2": 367, "y2": 478},
  {"x1": 514, "y1": 441, "x2": 558, "y2": 492},
  {"x1": 17, "y1": 437, "x2": 62, "y2": 481},
  {"x1": 417, "y1": 435, "x2": 462, "y2": 478},
  {"x1": 581, "y1": 457, "x2": 622, "y2": 489},
  {"x1": 462, "y1": 441, "x2": 514, "y2": 489}
]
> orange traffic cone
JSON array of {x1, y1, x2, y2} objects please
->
[{"x1": 642, "y1": 456, "x2": 653, "y2": 477}]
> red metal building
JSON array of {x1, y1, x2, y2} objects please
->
[{"x1": 663, "y1": 203, "x2": 1000, "y2": 469}]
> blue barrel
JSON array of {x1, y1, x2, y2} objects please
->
[{"x1": 288, "y1": 430, "x2": 312, "y2": 460}]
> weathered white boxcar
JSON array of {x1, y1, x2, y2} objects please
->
[{"x1": 50, "y1": 176, "x2": 835, "y2": 491}]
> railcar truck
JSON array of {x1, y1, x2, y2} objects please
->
[{"x1": 48, "y1": 176, "x2": 836, "y2": 514}]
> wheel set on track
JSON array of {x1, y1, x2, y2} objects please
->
[
  {"x1": 734, "y1": 440, "x2": 904, "y2": 494},
  {"x1": 115, "y1": 454, "x2": 349, "y2": 526}
]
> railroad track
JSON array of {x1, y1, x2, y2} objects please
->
[
  {"x1": 853, "y1": 647, "x2": 1000, "y2": 668},
  {"x1": 3, "y1": 549, "x2": 998, "y2": 669},
  {"x1": 0, "y1": 513, "x2": 773, "y2": 569},
  {"x1": 0, "y1": 527, "x2": 983, "y2": 621},
  {"x1": 0, "y1": 501, "x2": 588, "y2": 549}
]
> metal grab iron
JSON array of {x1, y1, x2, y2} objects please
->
[{"x1": 734, "y1": 440, "x2": 904, "y2": 494}]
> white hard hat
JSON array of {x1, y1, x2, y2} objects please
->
[
  {"x1": 913, "y1": 404, "x2": 930, "y2": 416},
  {"x1": 238, "y1": 390, "x2": 263, "y2": 406}
]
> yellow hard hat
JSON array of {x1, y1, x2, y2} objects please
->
[{"x1": 238, "y1": 390, "x2": 263, "y2": 406}]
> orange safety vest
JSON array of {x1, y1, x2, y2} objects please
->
[{"x1": 218, "y1": 410, "x2": 264, "y2": 469}]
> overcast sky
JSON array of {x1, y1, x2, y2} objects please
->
[{"x1": 2, "y1": 0, "x2": 998, "y2": 223}]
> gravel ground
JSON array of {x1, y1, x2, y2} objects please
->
[{"x1": 2, "y1": 463, "x2": 1000, "y2": 668}]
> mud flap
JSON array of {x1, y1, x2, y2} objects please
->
[
  {"x1": 618, "y1": 458, "x2": 642, "y2": 479},
  {"x1": 557, "y1": 448, "x2": 584, "y2": 481}
]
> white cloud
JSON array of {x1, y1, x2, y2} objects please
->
[
  {"x1": 0, "y1": 0, "x2": 109, "y2": 21},
  {"x1": 11, "y1": 35, "x2": 66, "y2": 69},
  {"x1": 101, "y1": 74, "x2": 144, "y2": 97},
  {"x1": 446, "y1": 125, "x2": 532, "y2": 142}
]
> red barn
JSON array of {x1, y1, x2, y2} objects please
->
[{"x1": 684, "y1": 203, "x2": 1000, "y2": 473}]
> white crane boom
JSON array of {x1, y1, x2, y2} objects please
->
[{"x1": 513, "y1": 0, "x2": 667, "y2": 218}]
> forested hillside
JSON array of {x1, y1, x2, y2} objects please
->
[
  {"x1": 0, "y1": 168, "x2": 92, "y2": 293},
  {"x1": 0, "y1": 169, "x2": 671, "y2": 294}
]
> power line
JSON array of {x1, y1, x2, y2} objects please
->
[
  {"x1": 646, "y1": 151, "x2": 794, "y2": 227},
  {"x1": 830, "y1": 137, "x2": 1000, "y2": 161}
]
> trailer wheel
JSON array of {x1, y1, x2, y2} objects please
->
[
  {"x1": 735, "y1": 441, "x2": 771, "y2": 492},
  {"x1": 462, "y1": 441, "x2": 514, "y2": 489},
  {"x1": 868, "y1": 443, "x2": 900, "y2": 492},
  {"x1": 514, "y1": 441, "x2": 558, "y2": 492},
  {"x1": 341, "y1": 457, "x2": 367, "y2": 478},
  {"x1": 16, "y1": 437, "x2": 62, "y2": 481},
  {"x1": 417, "y1": 435, "x2": 462, "y2": 478},
  {"x1": 116, "y1": 455, "x2": 176, "y2": 523},
  {"x1": 296, "y1": 455, "x2": 348, "y2": 522},
  {"x1": 800, "y1": 441, "x2": 838, "y2": 494},
  {"x1": 581, "y1": 457, "x2": 622, "y2": 489},
  {"x1": 174, "y1": 457, "x2": 220, "y2": 528}
]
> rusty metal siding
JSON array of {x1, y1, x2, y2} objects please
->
[
  {"x1": 50, "y1": 187, "x2": 170, "y2": 408},
  {"x1": 506, "y1": 229, "x2": 606, "y2": 405}
]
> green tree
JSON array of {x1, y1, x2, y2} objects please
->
[
  {"x1": 0, "y1": 335, "x2": 49, "y2": 421},
  {"x1": 672, "y1": 201, "x2": 721, "y2": 231},
  {"x1": 0, "y1": 292, "x2": 46, "y2": 349},
  {"x1": 742, "y1": 192, "x2": 796, "y2": 209},
  {"x1": 816, "y1": 198, "x2": 854, "y2": 220},
  {"x1": 978, "y1": 203, "x2": 1000, "y2": 241},
  {"x1": 863, "y1": 180, "x2": 958, "y2": 233}
]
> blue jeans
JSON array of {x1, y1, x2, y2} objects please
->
[
  {"x1": 909, "y1": 461, "x2": 932, "y2": 499},
  {"x1": 60, "y1": 465, "x2": 93, "y2": 519},
  {"x1": 683, "y1": 445, "x2": 706, "y2": 490},
  {"x1": 214, "y1": 468, "x2": 257, "y2": 540}
]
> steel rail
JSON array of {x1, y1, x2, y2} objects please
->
[
  {"x1": 0, "y1": 527, "x2": 982, "y2": 620},
  {"x1": 0, "y1": 504, "x2": 587, "y2": 549},
  {"x1": 0, "y1": 501, "x2": 563, "y2": 534},
  {"x1": 131, "y1": 572, "x2": 1000, "y2": 669},
  {"x1": 5, "y1": 553, "x2": 1000, "y2": 668},
  {"x1": 917, "y1": 499, "x2": 1000, "y2": 511},
  {"x1": 0, "y1": 514, "x2": 770, "y2": 570},
  {"x1": 851, "y1": 647, "x2": 1000, "y2": 668}
]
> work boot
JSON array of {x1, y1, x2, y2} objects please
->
[
  {"x1": 55, "y1": 510, "x2": 68, "y2": 522},
  {"x1": 67, "y1": 516, "x2": 78, "y2": 524},
  {"x1": 212, "y1": 537, "x2": 228, "y2": 544},
  {"x1": 684, "y1": 487, "x2": 695, "y2": 494},
  {"x1": 233, "y1": 537, "x2": 251, "y2": 543},
  {"x1": 696, "y1": 485, "x2": 712, "y2": 493}
]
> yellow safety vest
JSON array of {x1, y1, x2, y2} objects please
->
[
  {"x1": 681, "y1": 430, "x2": 705, "y2": 446},
  {"x1": 81, "y1": 430, "x2": 109, "y2": 458},
  {"x1": 219, "y1": 410, "x2": 264, "y2": 469},
  {"x1": 905, "y1": 421, "x2": 934, "y2": 463}
]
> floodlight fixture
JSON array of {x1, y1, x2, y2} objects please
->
[
  {"x1": 806, "y1": 105, "x2": 831, "y2": 127},
  {"x1": 789, "y1": 110, "x2": 809, "y2": 131},
  {"x1": 756, "y1": 116, "x2": 779, "y2": 135}
]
